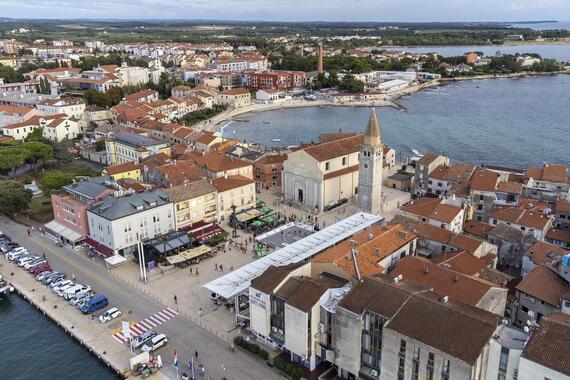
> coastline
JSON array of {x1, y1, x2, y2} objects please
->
[{"x1": 205, "y1": 69, "x2": 569, "y2": 134}]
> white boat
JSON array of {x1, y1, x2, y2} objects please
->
[
  {"x1": 0, "y1": 275, "x2": 14, "y2": 299},
  {"x1": 411, "y1": 149, "x2": 423, "y2": 157},
  {"x1": 272, "y1": 138, "x2": 281, "y2": 143}
]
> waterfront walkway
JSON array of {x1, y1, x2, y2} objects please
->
[{"x1": 0, "y1": 215, "x2": 282, "y2": 380}]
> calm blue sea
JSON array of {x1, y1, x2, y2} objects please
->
[
  {"x1": 226, "y1": 75, "x2": 570, "y2": 169},
  {"x1": 0, "y1": 295, "x2": 119, "y2": 380}
]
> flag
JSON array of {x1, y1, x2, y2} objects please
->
[{"x1": 173, "y1": 349, "x2": 179, "y2": 368}]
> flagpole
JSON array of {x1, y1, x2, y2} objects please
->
[{"x1": 191, "y1": 356, "x2": 195, "y2": 380}]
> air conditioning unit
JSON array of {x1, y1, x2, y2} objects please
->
[{"x1": 371, "y1": 369, "x2": 379, "y2": 378}]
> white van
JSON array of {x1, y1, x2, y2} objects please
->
[
  {"x1": 63, "y1": 285, "x2": 91, "y2": 300},
  {"x1": 141, "y1": 333, "x2": 168, "y2": 352}
]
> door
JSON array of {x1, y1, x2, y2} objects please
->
[{"x1": 297, "y1": 188, "x2": 304, "y2": 203}]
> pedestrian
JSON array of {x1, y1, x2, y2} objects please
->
[
  {"x1": 214, "y1": 263, "x2": 218, "y2": 271},
  {"x1": 219, "y1": 264, "x2": 223, "y2": 272},
  {"x1": 174, "y1": 295, "x2": 178, "y2": 304},
  {"x1": 71, "y1": 274, "x2": 76, "y2": 281},
  {"x1": 195, "y1": 350, "x2": 198, "y2": 359},
  {"x1": 195, "y1": 268, "x2": 199, "y2": 276},
  {"x1": 27, "y1": 229, "x2": 31, "y2": 237},
  {"x1": 42, "y1": 252, "x2": 46, "y2": 259},
  {"x1": 230, "y1": 266, "x2": 233, "y2": 271},
  {"x1": 189, "y1": 267, "x2": 193, "y2": 274}
]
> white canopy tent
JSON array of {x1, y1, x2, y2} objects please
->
[
  {"x1": 105, "y1": 254, "x2": 127, "y2": 269},
  {"x1": 203, "y1": 212, "x2": 382, "y2": 300}
]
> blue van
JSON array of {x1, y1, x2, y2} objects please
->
[{"x1": 80, "y1": 295, "x2": 108, "y2": 314}]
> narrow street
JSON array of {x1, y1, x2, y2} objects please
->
[{"x1": 0, "y1": 216, "x2": 280, "y2": 380}]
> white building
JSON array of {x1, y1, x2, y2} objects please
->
[
  {"x1": 117, "y1": 64, "x2": 149, "y2": 86},
  {"x1": 86, "y1": 189, "x2": 174, "y2": 257},
  {"x1": 37, "y1": 97, "x2": 86, "y2": 120}
]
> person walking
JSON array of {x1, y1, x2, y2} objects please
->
[
  {"x1": 194, "y1": 350, "x2": 198, "y2": 359},
  {"x1": 174, "y1": 295, "x2": 178, "y2": 305},
  {"x1": 27, "y1": 229, "x2": 31, "y2": 237}
]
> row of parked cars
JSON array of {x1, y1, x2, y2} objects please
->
[
  {"x1": 0, "y1": 233, "x2": 118, "y2": 321},
  {"x1": 1, "y1": 232, "x2": 167, "y2": 353}
]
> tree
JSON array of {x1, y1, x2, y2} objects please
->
[
  {"x1": 0, "y1": 64, "x2": 25, "y2": 83},
  {"x1": 0, "y1": 180, "x2": 32, "y2": 216},
  {"x1": 0, "y1": 146, "x2": 27, "y2": 178},
  {"x1": 338, "y1": 74, "x2": 364, "y2": 93},
  {"x1": 39, "y1": 171, "x2": 74, "y2": 195},
  {"x1": 52, "y1": 138, "x2": 74, "y2": 169},
  {"x1": 95, "y1": 140, "x2": 106, "y2": 152},
  {"x1": 21, "y1": 141, "x2": 53, "y2": 174},
  {"x1": 24, "y1": 127, "x2": 47, "y2": 143}
]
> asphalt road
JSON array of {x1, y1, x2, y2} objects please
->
[{"x1": 0, "y1": 216, "x2": 280, "y2": 380}]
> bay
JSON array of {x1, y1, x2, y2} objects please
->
[
  {"x1": 226, "y1": 74, "x2": 570, "y2": 170},
  {"x1": 0, "y1": 295, "x2": 119, "y2": 380}
]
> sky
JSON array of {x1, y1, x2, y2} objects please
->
[{"x1": 0, "y1": 0, "x2": 568, "y2": 22}]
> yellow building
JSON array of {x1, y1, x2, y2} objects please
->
[
  {"x1": 102, "y1": 161, "x2": 142, "y2": 181},
  {"x1": 105, "y1": 131, "x2": 171, "y2": 165},
  {"x1": 163, "y1": 179, "x2": 218, "y2": 230},
  {"x1": 212, "y1": 175, "x2": 256, "y2": 222}
]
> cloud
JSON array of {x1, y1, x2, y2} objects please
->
[{"x1": 0, "y1": 0, "x2": 568, "y2": 21}]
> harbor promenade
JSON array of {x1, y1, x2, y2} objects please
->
[{"x1": 0, "y1": 215, "x2": 282, "y2": 380}]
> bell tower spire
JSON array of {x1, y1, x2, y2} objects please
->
[{"x1": 358, "y1": 108, "x2": 383, "y2": 214}]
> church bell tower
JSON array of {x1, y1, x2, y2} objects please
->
[{"x1": 358, "y1": 109, "x2": 383, "y2": 214}]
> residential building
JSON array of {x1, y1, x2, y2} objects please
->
[
  {"x1": 399, "y1": 197, "x2": 465, "y2": 233},
  {"x1": 0, "y1": 104, "x2": 41, "y2": 128},
  {"x1": 521, "y1": 240, "x2": 569, "y2": 277},
  {"x1": 412, "y1": 153, "x2": 449, "y2": 195},
  {"x1": 124, "y1": 89, "x2": 159, "y2": 103},
  {"x1": 488, "y1": 207, "x2": 552, "y2": 241},
  {"x1": 546, "y1": 229, "x2": 570, "y2": 249},
  {"x1": 171, "y1": 85, "x2": 193, "y2": 100},
  {"x1": 426, "y1": 163, "x2": 476, "y2": 197},
  {"x1": 255, "y1": 88, "x2": 281, "y2": 101},
  {"x1": 470, "y1": 169, "x2": 500, "y2": 222},
  {"x1": 485, "y1": 325, "x2": 528, "y2": 380},
  {"x1": 518, "y1": 313, "x2": 570, "y2": 380},
  {"x1": 514, "y1": 265, "x2": 570, "y2": 327},
  {"x1": 163, "y1": 179, "x2": 217, "y2": 230},
  {"x1": 102, "y1": 161, "x2": 142, "y2": 182},
  {"x1": 41, "y1": 114, "x2": 81, "y2": 141},
  {"x1": 193, "y1": 152, "x2": 253, "y2": 179},
  {"x1": 105, "y1": 131, "x2": 171, "y2": 165},
  {"x1": 488, "y1": 223, "x2": 534, "y2": 274},
  {"x1": 194, "y1": 132, "x2": 224, "y2": 152},
  {"x1": 116, "y1": 64, "x2": 149, "y2": 86},
  {"x1": 554, "y1": 201, "x2": 570, "y2": 230},
  {"x1": 217, "y1": 88, "x2": 251, "y2": 108},
  {"x1": 524, "y1": 163, "x2": 570, "y2": 202},
  {"x1": 37, "y1": 97, "x2": 86, "y2": 119},
  {"x1": 46, "y1": 177, "x2": 115, "y2": 248},
  {"x1": 212, "y1": 175, "x2": 256, "y2": 222},
  {"x1": 86, "y1": 189, "x2": 174, "y2": 257},
  {"x1": 254, "y1": 154, "x2": 287, "y2": 189}
]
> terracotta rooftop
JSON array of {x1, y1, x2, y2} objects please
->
[
  {"x1": 546, "y1": 229, "x2": 570, "y2": 245},
  {"x1": 276, "y1": 276, "x2": 339, "y2": 313},
  {"x1": 401, "y1": 197, "x2": 462, "y2": 224},
  {"x1": 255, "y1": 154, "x2": 287, "y2": 166},
  {"x1": 104, "y1": 161, "x2": 139, "y2": 176},
  {"x1": 391, "y1": 256, "x2": 502, "y2": 306},
  {"x1": 431, "y1": 251, "x2": 496, "y2": 276},
  {"x1": 416, "y1": 153, "x2": 445, "y2": 166},
  {"x1": 211, "y1": 175, "x2": 254, "y2": 193},
  {"x1": 524, "y1": 163, "x2": 568, "y2": 183},
  {"x1": 556, "y1": 201, "x2": 570, "y2": 214},
  {"x1": 194, "y1": 152, "x2": 251, "y2": 173},
  {"x1": 250, "y1": 263, "x2": 305, "y2": 294},
  {"x1": 517, "y1": 265, "x2": 570, "y2": 306},
  {"x1": 312, "y1": 224, "x2": 416, "y2": 279},
  {"x1": 470, "y1": 169, "x2": 500, "y2": 192},
  {"x1": 522, "y1": 313, "x2": 570, "y2": 376},
  {"x1": 488, "y1": 207, "x2": 551, "y2": 230},
  {"x1": 303, "y1": 135, "x2": 363, "y2": 162},
  {"x1": 429, "y1": 163, "x2": 475, "y2": 182},
  {"x1": 464, "y1": 220, "x2": 495, "y2": 239},
  {"x1": 220, "y1": 87, "x2": 250, "y2": 96},
  {"x1": 524, "y1": 241, "x2": 569, "y2": 267},
  {"x1": 163, "y1": 178, "x2": 216, "y2": 203},
  {"x1": 195, "y1": 132, "x2": 219, "y2": 145},
  {"x1": 496, "y1": 181, "x2": 523, "y2": 194}
]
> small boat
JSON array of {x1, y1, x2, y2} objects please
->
[
  {"x1": 412, "y1": 149, "x2": 423, "y2": 157},
  {"x1": 232, "y1": 130, "x2": 236, "y2": 134},
  {"x1": 263, "y1": 121, "x2": 271, "y2": 124},
  {"x1": 0, "y1": 275, "x2": 14, "y2": 299},
  {"x1": 272, "y1": 138, "x2": 281, "y2": 143}
]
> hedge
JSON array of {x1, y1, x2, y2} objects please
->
[
  {"x1": 204, "y1": 230, "x2": 229, "y2": 247},
  {"x1": 233, "y1": 336, "x2": 269, "y2": 361},
  {"x1": 273, "y1": 356, "x2": 302, "y2": 380}
]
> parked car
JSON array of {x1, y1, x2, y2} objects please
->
[
  {"x1": 18, "y1": 256, "x2": 39, "y2": 267},
  {"x1": 141, "y1": 334, "x2": 168, "y2": 353},
  {"x1": 64, "y1": 285, "x2": 91, "y2": 300},
  {"x1": 36, "y1": 271, "x2": 55, "y2": 281},
  {"x1": 69, "y1": 291, "x2": 92, "y2": 306},
  {"x1": 131, "y1": 331, "x2": 157, "y2": 350},
  {"x1": 56, "y1": 283, "x2": 76, "y2": 296},
  {"x1": 2, "y1": 244, "x2": 20, "y2": 254},
  {"x1": 44, "y1": 273, "x2": 65, "y2": 285},
  {"x1": 7, "y1": 247, "x2": 27, "y2": 258},
  {"x1": 51, "y1": 279, "x2": 72, "y2": 290},
  {"x1": 80, "y1": 295, "x2": 108, "y2": 314},
  {"x1": 98, "y1": 307, "x2": 122, "y2": 323},
  {"x1": 30, "y1": 264, "x2": 51, "y2": 275},
  {"x1": 76, "y1": 296, "x2": 92, "y2": 309},
  {"x1": 24, "y1": 258, "x2": 46, "y2": 270},
  {"x1": 8, "y1": 251, "x2": 29, "y2": 261}
]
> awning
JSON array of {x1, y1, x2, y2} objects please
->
[
  {"x1": 166, "y1": 245, "x2": 212, "y2": 265},
  {"x1": 105, "y1": 255, "x2": 127, "y2": 267},
  {"x1": 236, "y1": 209, "x2": 261, "y2": 223},
  {"x1": 44, "y1": 220, "x2": 84, "y2": 243},
  {"x1": 84, "y1": 236, "x2": 114, "y2": 257}
]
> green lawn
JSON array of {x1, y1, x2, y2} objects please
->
[
  {"x1": 55, "y1": 162, "x2": 100, "y2": 177},
  {"x1": 23, "y1": 195, "x2": 54, "y2": 224}
]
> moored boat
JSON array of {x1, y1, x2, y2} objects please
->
[{"x1": 0, "y1": 275, "x2": 14, "y2": 299}]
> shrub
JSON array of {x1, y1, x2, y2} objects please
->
[{"x1": 233, "y1": 336, "x2": 268, "y2": 361}]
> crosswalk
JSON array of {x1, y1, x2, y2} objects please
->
[{"x1": 112, "y1": 308, "x2": 178, "y2": 344}]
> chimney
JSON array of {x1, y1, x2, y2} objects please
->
[
  {"x1": 368, "y1": 233, "x2": 374, "y2": 241},
  {"x1": 375, "y1": 247, "x2": 381, "y2": 257},
  {"x1": 423, "y1": 265, "x2": 429, "y2": 274},
  {"x1": 453, "y1": 274, "x2": 459, "y2": 283},
  {"x1": 441, "y1": 296, "x2": 449, "y2": 303}
]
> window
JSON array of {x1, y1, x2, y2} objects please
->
[
  {"x1": 342, "y1": 157, "x2": 347, "y2": 166},
  {"x1": 442, "y1": 358, "x2": 450, "y2": 380},
  {"x1": 412, "y1": 346, "x2": 420, "y2": 380},
  {"x1": 325, "y1": 162, "x2": 330, "y2": 171},
  {"x1": 498, "y1": 347, "x2": 509, "y2": 380},
  {"x1": 492, "y1": 219, "x2": 497, "y2": 225},
  {"x1": 426, "y1": 352, "x2": 434, "y2": 380},
  {"x1": 398, "y1": 340, "x2": 407, "y2": 380}
]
